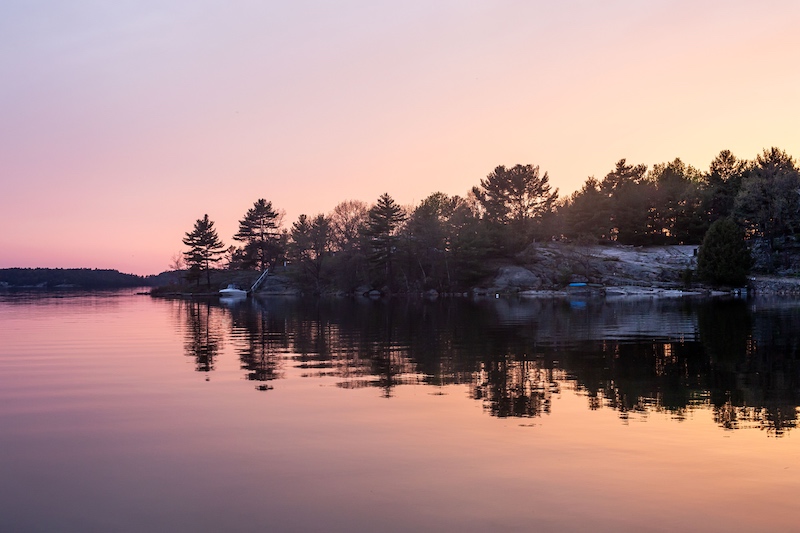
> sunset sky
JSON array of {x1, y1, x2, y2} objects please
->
[{"x1": 2, "y1": 0, "x2": 799, "y2": 275}]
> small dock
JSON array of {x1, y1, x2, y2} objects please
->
[{"x1": 249, "y1": 269, "x2": 270, "y2": 294}]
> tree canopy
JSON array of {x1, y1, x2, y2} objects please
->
[
  {"x1": 288, "y1": 213, "x2": 331, "y2": 292},
  {"x1": 172, "y1": 147, "x2": 800, "y2": 293},
  {"x1": 471, "y1": 164, "x2": 558, "y2": 253},
  {"x1": 734, "y1": 148, "x2": 800, "y2": 254},
  {"x1": 472, "y1": 164, "x2": 558, "y2": 225},
  {"x1": 182, "y1": 214, "x2": 226, "y2": 287},
  {"x1": 362, "y1": 193, "x2": 406, "y2": 289},
  {"x1": 233, "y1": 199, "x2": 282, "y2": 271}
]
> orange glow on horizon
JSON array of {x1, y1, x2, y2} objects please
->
[{"x1": 2, "y1": 2, "x2": 799, "y2": 275}]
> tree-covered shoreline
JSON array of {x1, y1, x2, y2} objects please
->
[
  {"x1": 12, "y1": 148, "x2": 796, "y2": 294},
  {"x1": 0, "y1": 268, "x2": 148, "y2": 289},
  {"x1": 175, "y1": 147, "x2": 800, "y2": 294}
]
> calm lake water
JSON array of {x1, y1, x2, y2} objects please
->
[{"x1": 1, "y1": 291, "x2": 799, "y2": 532}]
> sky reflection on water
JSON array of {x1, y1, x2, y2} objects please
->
[
  {"x1": 180, "y1": 295, "x2": 800, "y2": 435},
  {"x1": 1, "y1": 292, "x2": 799, "y2": 532}
]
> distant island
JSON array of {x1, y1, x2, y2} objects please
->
[{"x1": 0, "y1": 268, "x2": 149, "y2": 290}]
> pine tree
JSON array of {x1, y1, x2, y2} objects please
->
[
  {"x1": 182, "y1": 214, "x2": 226, "y2": 288},
  {"x1": 471, "y1": 164, "x2": 558, "y2": 253},
  {"x1": 234, "y1": 199, "x2": 282, "y2": 271},
  {"x1": 289, "y1": 213, "x2": 331, "y2": 292},
  {"x1": 362, "y1": 193, "x2": 406, "y2": 288},
  {"x1": 734, "y1": 147, "x2": 800, "y2": 253},
  {"x1": 472, "y1": 164, "x2": 558, "y2": 225}
]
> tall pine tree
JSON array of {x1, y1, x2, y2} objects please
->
[
  {"x1": 182, "y1": 214, "x2": 226, "y2": 288},
  {"x1": 363, "y1": 193, "x2": 406, "y2": 289},
  {"x1": 233, "y1": 199, "x2": 282, "y2": 271}
]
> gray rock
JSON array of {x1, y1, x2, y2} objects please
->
[{"x1": 494, "y1": 266, "x2": 541, "y2": 290}]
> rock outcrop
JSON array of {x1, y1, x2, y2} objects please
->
[{"x1": 482, "y1": 243, "x2": 699, "y2": 293}]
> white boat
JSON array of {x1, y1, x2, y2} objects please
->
[
  {"x1": 219, "y1": 270, "x2": 268, "y2": 300},
  {"x1": 219, "y1": 284, "x2": 248, "y2": 298}
]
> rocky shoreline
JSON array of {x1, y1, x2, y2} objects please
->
[
  {"x1": 747, "y1": 276, "x2": 800, "y2": 295},
  {"x1": 147, "y1": 243, "x2": 800, "y2": 299}
]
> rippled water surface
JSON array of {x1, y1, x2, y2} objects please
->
[{"x1": 1, "y1": 291, "x2": 799, "y2": 532}]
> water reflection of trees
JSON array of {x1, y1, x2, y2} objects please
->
[
  {"x1": 181, "y1": 300, "x2": 225, "y2": 374},
  {"x1": 472, "y1": 360, "x2": 561, "y2": 418},
  {"x1": 197, "y1": 296, "x2": 800, "y2": 435},
  {"x1": 227, "y1": 301, "x2": 287, "y2": 390},
  {"x1": 279, "y1": 299, "x2": 423, "y2": 397},
  {"x1": 704, "y1": 301, "x2": 799, "y2": 434}
]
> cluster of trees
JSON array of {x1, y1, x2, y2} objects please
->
[
  {"x1": 561, "y1": 148, "x2": 800, "y2": 284},
  {"x1": 181, "y1": 147, "x2": 799, "y2": 291},
  {"x1": 559, "y1": 148, "x2": 800, "y2": 250},
  {"x1": 182, "y1": 163, "x2": 559, "y2": 291}
]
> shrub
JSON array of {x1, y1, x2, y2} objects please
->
[{"x1": 697, "y1": 218, "x2": 751, "y2": 286}]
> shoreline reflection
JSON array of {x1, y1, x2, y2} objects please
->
[{"x1": 178, "y1": 296, "x2": 800, "y2": 435}]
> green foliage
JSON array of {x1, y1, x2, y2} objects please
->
[
  {"x1": 168, "y1": 147, "x2": 800, "y2": 293},
  {"x1": 403, "y1": 192, "x2": 490, "y2": 290},
  {"x1": 733, "y1": 147, "x2": 800, "y2": 253},
  {"x1": 472, "y1": 164, "x2": 558, "y2": 253},
  {"x1": 599, "y1": 159, "x2": 652, "y2": 244},
  {"x1": 362, "y1": 193, "x2": 406, "y2": 288},
  {"x1": 473, "y1": 164, "x2": 558, "y2": 224},
  {"x1": 288, "y1": 213, "x2": 331, "y2": 292},
  {"x1": 610, "y1": 179, "x2": 654, "y2": 244},
  {"x1": 561, "y1": 177, "x2": 608, "y2": 241},
  {"x1": 703, "y1": 150, "x2": 746, "y2": 222},
  {"x1": 182, "y1": 214, "x2": 226, "y2": 288},
  {"x1": 697, "y1": 218, "x2": 751, "y2": 286},
  {"x1": 648, "y1": 158, "x2": 705, "y2": 243},
  {"x1": 233, "y1": 199, "x2": 283, "y2": 270},
  {"x1": 561, "y1": 156, "x2": 738, "y2": 246},
  {"x1": 404, "y1": 192, "x2": 450, "y2": 289},
  {"x1": 326, "y1": 250, "x2": 369, "y2": 292}
]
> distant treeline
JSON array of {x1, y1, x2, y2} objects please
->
[
  {"x1": 179, "y1": 147, "x2": 798, "y2": 292},
  {"x1": 0, "y1": 268, "x2": 147, "y2": 289}
]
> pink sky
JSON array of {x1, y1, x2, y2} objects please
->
[{"x1": 2, "y1": 1, "x2": 799, "y2": 275}]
